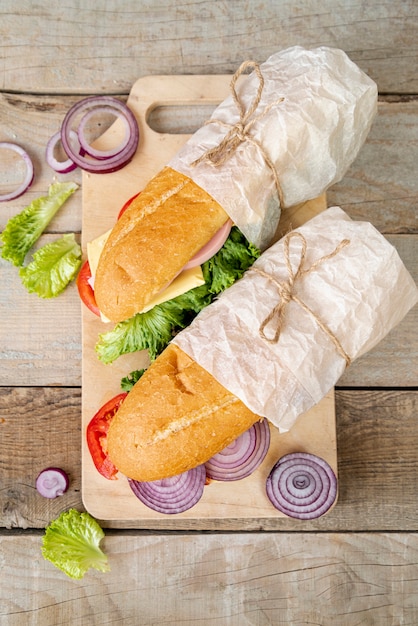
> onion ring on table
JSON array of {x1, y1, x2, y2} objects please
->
[
  {"x1": 35, "y1": 467, "x2": 69, "y2": 499},
  {"x1": 77, "y1": 106, "x2": 131, "y2": 160},
  {"x1": 266, "y1": 452, "x2": 338, "y2": 519},
  {"x1": 60, "y1": 96, "x2": 139, "y2": 173},
  {"x1": 0, "y1": 142, "x2": 34, "y2": 202},
  {"x1": 45, "y1": 130, "x2": 78, "y2": 173}
]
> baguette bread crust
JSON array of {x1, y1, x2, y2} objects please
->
[
  {"x1": 107, "y1": 343, "x2": 261, "y2": 481},
  {"x1": 94, "y1": 166, "x2": 229, "y2": 322}
]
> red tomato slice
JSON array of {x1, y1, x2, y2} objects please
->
[
  {"x1": 78, "y1": 191, "x2": 141, "y2": 316},
  {"x1": 86, "y1": 392, "x2": 128, "y2": 480},
  {"x1": 76, "y1": 260, "x2": 100, "y2": 317},
  {"x1": 117, "y1": 191, "x2": 141, "y2": 220}
]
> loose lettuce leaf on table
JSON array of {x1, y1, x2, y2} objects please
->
[
  {"x1": 0, "y1": 181, "x2": 78, "y2": 266},
  {"x1": 42, "y1": 509, "x2": 110, "y2": 580},
  {"x1": 20, "y1": 233, "x2": 82, "y2": 298}
]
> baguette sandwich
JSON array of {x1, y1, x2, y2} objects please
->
[
  {"x1": 106, "y1": 342, "x2": 259, "y2": 481},
  {"x1": 104, "y1": 207, "x2": 418, "y2": 483},
  {"x1": 85, "y1": 46, "x2": 378, "y2": 366},
  {"x1": 94, "y1": 167, "x2": 230, "y2": 323},
  {"x1": 87, "y1": 185, "x2": 260, "y2": 365}
]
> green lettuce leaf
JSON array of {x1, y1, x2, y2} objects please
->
[
  {"x1": 96, "y1": 283, "x2": 211, "y2": 364},
  {"x1": 120, "y1": 368, "x2": 146, "y2": 392},
  {"x1": 41, "y1": 509, "x2": 110, "y2": 580},
  {"x1": 96, "y1": 226, "x2": 260, "y2": 365},
  {"x1": 20, "y1": 233, "x2": 82, "y2": 298},
  {"x1": 203, "y1": 227, "x2": 262, "y2": 293},
  {"x1": 1, "y1": 181, "x2": 78, "y2": 266}
]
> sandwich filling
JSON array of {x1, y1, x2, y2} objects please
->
[{"x1": 91, "y1": 224, "x2": 261, "y2": 366}]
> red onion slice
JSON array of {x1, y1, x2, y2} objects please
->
[
  {"x1": 205, "y1": 419, "x2": 270, "y2": 481},
  {"x1": 45, "y1": 130, "x2": 78, "y2": 173},
  {"x1": 266, "y1": 452, "x2": 338, "y2": 519},
  {"x1": 35, "y1": 467, "x2": 69, "y2": 499},
  {"x1": 128, "y1": 465, "x2": 206, "y2": 514},
  {"x1": 60, "y1": 96, "x2": 139, "y2": 174},
  {"x1": 183, "y1": 219, "x2": 233, "y2": 270},
  {"x1": 0, "y1": 142, "x2": 34, "y2": 202},
  {"x1": 77, "y1": 107, "x2": 130, "y2": 160}
]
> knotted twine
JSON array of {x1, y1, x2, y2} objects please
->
[
  {"x1": 191, "y1": 60, "x2": 286, "y2": 208},
  {"x1": 250, "y1": 231, "x2": 352, "y2": 367}
]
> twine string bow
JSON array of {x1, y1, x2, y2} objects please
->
[
  {"x1": 191, "y1": 60, "x2": 285, "y2": 207},
  {"x1": 252, "y1": 231, "x2": 352, "y2": 366}
]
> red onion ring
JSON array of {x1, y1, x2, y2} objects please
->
[
  {"x1": 35, "y1": 467, "x2": 69, "y2": 499},
  {"x1": 0, "y1": 142, "x2": 34, "y2": 202},
  {"x1": 60, "y1": 96, "x2": 139, "y2": 173},
  {"x1": 266, "y1": 452, "x2": 338, "y2": 519},
  {"x1": 205, "y1": 419, "x2": 270, "y2": 481},
  {"x1": 77, "y1": 107, "x2": 130, "y2": 160},
  {"x1": 128, "y1": 465, "x2": 206, "y2": 514},
  {"x1": 45, "y1": 130, "x2": 78, "y2": 173}
]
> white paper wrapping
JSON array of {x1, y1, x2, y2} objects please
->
[
  {"x1": 169, "y1": 46, "x2": 378, "y2": 250},
  {"x1": 173, "y1": 207, "x2": 418, "y2": 432}
]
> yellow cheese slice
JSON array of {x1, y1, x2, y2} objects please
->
[
  {"x1": 87, "y1": 230, "x2": 206, "y2": 321},
  {"x1": 87, "y1": 229, "x2": 112, "y2": 281},
  {"x1": 140, "y1": 265, "x2": 205, "y2": 313}
]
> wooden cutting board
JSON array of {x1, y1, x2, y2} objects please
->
[{"x1": 81, "y1": 75, "x2": 336, "y2": 522}]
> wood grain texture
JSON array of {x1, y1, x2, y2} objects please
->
[
  {"x1": 0, "y1": 388, "x2": 82, "y2": 530},
  {"x1": 0, "y1": 93, "x2": 82, "y2": 232},
  {"x1": 79, "y1": 75, "x2": 336, "y2": 523},
  {"x1": 0, "y1": 0, "x2": 417, "y2": 95},
  {"x1": 328, "y1": 100, "x2": 418, "y2": 235},
  {"x1": 0, "y1": 235, "x2": 82, "y2": 387},
  {"x1": 1, "y1": 531, "x2": 418, "y2": 625},
  {"x1": 1, "y1": 388, "x2": 417, "y2": 531}
]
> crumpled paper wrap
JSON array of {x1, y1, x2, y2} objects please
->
[
  {"x1": 169, "y1": 46, "x2": 377, "y2": 250},
  {"x1": 173, "y1": 207, "x2": 418, "y2": 432}
]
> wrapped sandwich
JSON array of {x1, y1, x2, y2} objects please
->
[
  {"x1": 105, "y1": 208, "x2": 418, "y2": 482},
  {"x1": 89, "y1": 46, "x2": 378, "y2": 365}
]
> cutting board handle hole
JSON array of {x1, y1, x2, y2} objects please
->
[{"x1": 147, "y1": 104, "x2": 218, "y2": 135}]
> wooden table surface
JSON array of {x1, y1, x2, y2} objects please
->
[{"x1": 1, "y1": 2, "x2": 417, "y2": 624}]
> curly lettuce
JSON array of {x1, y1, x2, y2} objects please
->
[
  {"x1": 1, "y1": 181, "x2": 78, "y2": 266},
  {"x1": 20, "y1": 233, "x2": 82, "y2": 298},
  {"x1": 41, "y1": 509, "x2": 110, "y2": 580}
]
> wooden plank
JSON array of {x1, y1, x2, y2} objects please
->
[
  {"x1": 1, "y1": 532, "x2": 418, "y2": 625},
  {"x1": 82, "y1": 391, "x2": 338, "y2": 523},
  {"x1": 0, "y1": 4, "x2": 416, "y2": 620},
  {"x1": 0, "y1": 1, "x2": 417, "y2": 94},
  {"x1": 328, "y1": 100, "x2": 418, "y2": 235},
  {"x1": 0, "y1": 236, "x2": 82, "y2": 387},
  {"x1": 146, "y1": 98, "x2": 418, "y2": 234},
  {"x1": 0, "y1": 93, "x2": 83, "y2": 232},
  {"x1": 0, "y1": 387, "x2": 82, "y2": 530},
  {"x1": 1, "y1": 388, "x2": 417, "y2": 531},
  {"x1": 335, "y1": 389, "x2": 418, "y2": 527}
]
